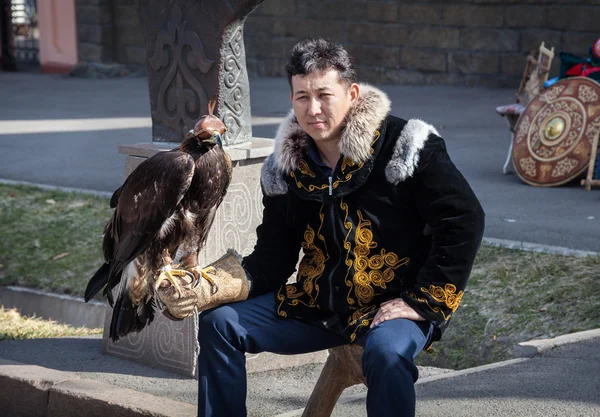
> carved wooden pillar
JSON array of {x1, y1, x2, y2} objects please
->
[{"x1": 135, "y1": 0, "x2": 264, "y2": 145}]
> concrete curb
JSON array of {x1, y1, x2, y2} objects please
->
[
  {"x1": 513, "y1": 329, "x2": 600, "y2": 357},
  {"x1": 0, "y1": 358, "x2": 195, "y2": 417},
  {"x1": 0, "y1": 286, "x2": 106, "y2": 329},
  {"x1": 483, "y1": 237, "x2": 599, "y2": 258},
  {"x1": 0, "y1": 178, "x2": 113, "y2": 198}
]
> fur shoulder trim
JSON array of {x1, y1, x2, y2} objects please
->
[
  {"x1": 385, "y1": 119, "x2": 439, "y2": 185},
  {"x1": 271, "y1": 83, "x2": 391, "y2": 174},
  {"x1": 261, "y1": 154, "x2": 288, "y2": 196}
]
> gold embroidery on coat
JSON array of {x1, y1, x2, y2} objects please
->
[
  {"x1": 276, "y1": 291, "x2": 287, "y2": 317},
  {"x1": 283, "y1": 284, "x2": 316, "y2": 308},
  {"x1": 369, "y1": 130, "x2": 381, "y2": 155},
  {"x1": 341, "y1": 157, "x2": 355, "y2": 172},
  {"x1": 348, "y1": 305, "x2": 376, "y2": 342},
  {"x1": 290, "y1": 171, "x2": 329, "y2": 192},
  {"x1": 289, "y1": 130, "x2": 381, "y2": 193},
  {"x1": 334, "y1": 130, "x2": 381, "y2": 189},
  {"x1": 407, "y1": 291, "x2": 453, "y2": 321},
  {"x1": 297, "y1": 205, "x2": 328, "y2": 301},
  {"x1": 352, "y1": 210, "x2": 409, "y2": 305},
  {"x1": 421, "y1": 284, "x2": 463, "y2": 312},
  {"x1": 298, "y1": 160, "x2": 316, "y2": 177},
  {"x1": 341, "y1": 199, "x2": 356, "y2": 305}
]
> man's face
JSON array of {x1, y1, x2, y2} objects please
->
[{"x1": 290, "y1": 69, "x2": 358, "y2": 144}]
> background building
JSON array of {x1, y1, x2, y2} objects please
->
[{"x1": 1, "y1": 0, "x2": 597, "y2": 87}]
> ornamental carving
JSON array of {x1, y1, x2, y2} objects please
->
[
  {"x1": 222, "y1": 27, "x2": 245, "y2": 144},
  {"x1": 148, "y1": 5, "x2": 214, "y2": 138}
]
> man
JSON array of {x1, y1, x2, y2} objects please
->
[{"x1": 158, "y1": 38, "x2": 485, "y2": 417}]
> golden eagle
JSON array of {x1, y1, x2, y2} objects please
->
[{"x1": 85, "y1": 100, "x2": 232, "y2": 341}]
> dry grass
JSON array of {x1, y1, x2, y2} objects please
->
[
  {"x1": 416, "y1": 244, "x2": 600, "y2": 369},
  {"x1": 0, "y1": 306, "x2": 102, "y2": 340},
  {"x1": 0, "y1": 183, "x2": 112, "y2": 297}
]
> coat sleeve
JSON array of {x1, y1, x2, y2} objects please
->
[
  {"x1": 242, "y1": 188, "x2": 302, "y2": 298},
  {"x1": 400, "y1": 134, "x2": 485, "y2": 333}
]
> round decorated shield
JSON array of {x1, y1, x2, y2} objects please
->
[{"x1": 512, "y1": 77, "x2": 600, "y2": 186}]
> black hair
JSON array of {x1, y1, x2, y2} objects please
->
[{"x1": 285, "y1": 38, "x2": 357, "y2": 89}]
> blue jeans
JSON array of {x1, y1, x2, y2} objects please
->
[{"x1": 197, "y1": 293, "x2": 433, "y2": 417}]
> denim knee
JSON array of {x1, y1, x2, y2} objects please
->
[{"x1": 197, "y1": 305, "x2": 240, "y2": 344}]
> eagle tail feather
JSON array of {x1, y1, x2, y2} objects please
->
[
  {"x1": 85, "y1": 262, "x2": 110, "y2": 302},
  {"x1": 109, "y1": 281, "x2": 155, "y2": 342}
]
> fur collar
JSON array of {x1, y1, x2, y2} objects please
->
[{"x1": 272, "y1": 83, "x2": 391, "y2": 173}]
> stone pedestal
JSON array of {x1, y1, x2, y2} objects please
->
[
  {"x1": 101, "y1": 140, "x2": 328, "y2": 377},
  {"x1": 102, "y1": 0, "x2": 329, "y2": 378}
]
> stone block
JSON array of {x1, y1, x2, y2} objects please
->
[
  {"x1": 561, "y1": 32, "x2": 598, "y2": 58},
  {"x1": 0, "y1": 286, "x2": 106, "y2": 328},
  {"x1": 288, "y1": 19, "x2": 348, "y2": 42},
  {"x1": 366, "y1": 2, "x2": 398, "y2": 23},
  {"x1": 115, "y1": 4, "x2": 140, "y2": 28},
  {"x1": 411, "y1": 26, "x2": 459, "y2": 49},
  {"x1": 245, "y1": 36, "x2": 288, "y2": 59},
  {"x1": 442, "y1": 4, "x2": 504, "y2": 27},
  {"x1": 547, "y1": 6, "x2": 598, "y2": 32},
  {"x1": 47, "y1": 379, "x2": 195, "y2": 417},
  {"x1": 77, "y1": 23, "x2": 103, "y2": 44},
  {"x1": 296, "y1": 0, "x2": 349, "y2": 20},
  {"x1": 260, "y1": 0, "x2": 295, "y2": 17},
  {"x1": 348, "y1": 23, "x2": 411, "y2": 47},
  {"x1": 448, "y1": 52, "x2": 498, "y2": 75},
  {"x1": 0, "y1": 361, "x2": 74, "y2": 417},
  {"x1": 76, "y1": 4, "x2": 111, "y2": 25},
  {"x1": 501, "y1": 53, "x2": 528, "y2": 78},
  {"x1": 244, "y1": 16, "x2": 275, "y2": 38},
  {"x1": 397, "y1": 4, "x2": 442, "y2": 24},
  {"x1": 357, "y1": 67, "x2": 425, "y2": 85},
  {"x1": 116, "y1": 23, "x2": 144, "y2": 46},
  {"x1": 347, "y1": 1, "x2": 368, "y2": 21},
  {"x1": 123, "y1": 45, "x2": 146, "y2": 64},
  {"x1": 348, "y1": 23, "x2": 379, "y2": 44},
  {"x1": 519, "y1": 30, "x2": 561, "y2": 55},
  {"x1": 78, "y1": 42, "x2": 104, "y2": 62},
  {"x1": 105, "y1": 141, "x2": 331, "y2": 377},
  {"x1": 246, "y1": 57, "x2": 286, "y2": 78},
  {"x1": 353, "y1": 45, "x2": 401, "y2": 68},
  {"x1": 104, "y1": 140, "x2": 333, "y2": 378},
  {"x1": 460, "y1": 28, "x2": 518, "y2": 52},
  {"x1": 401, "y1": 48, "x2": 447, "y2": 72},
  {"x1": 505, "y1": 5, "x2": 546, "y2": 28}
]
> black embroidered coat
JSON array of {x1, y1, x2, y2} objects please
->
[{"x1": 242, "y1": 85, "x2": 485, "y2": 343}]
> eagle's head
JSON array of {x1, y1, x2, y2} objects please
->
[{"x1": 190, "y1": 99, "x2": 227, "y2": 148}]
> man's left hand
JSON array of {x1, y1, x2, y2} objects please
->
[{"x1": 370, "y1": 298, "x2": 425, "y2": 328}]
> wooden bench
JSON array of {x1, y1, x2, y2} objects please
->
[{"x1": 303, "y1": 345, "x2": 365, "y2": 417}]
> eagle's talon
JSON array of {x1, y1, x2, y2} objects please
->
[
  {"x1": 199, "y1": 267, "x2": 219, "y2": 294},
  {"x1": 155, "y1": 266, "x2": 195, "y2": 297}
]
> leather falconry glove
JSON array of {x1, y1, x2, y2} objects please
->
[{"x1": 156, "y1": 250, "x2": 250, "y2": 320}]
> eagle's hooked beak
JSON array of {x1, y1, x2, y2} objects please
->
[{"x1": 202, "y1": 131, "x2": 223, "y2": 147}]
